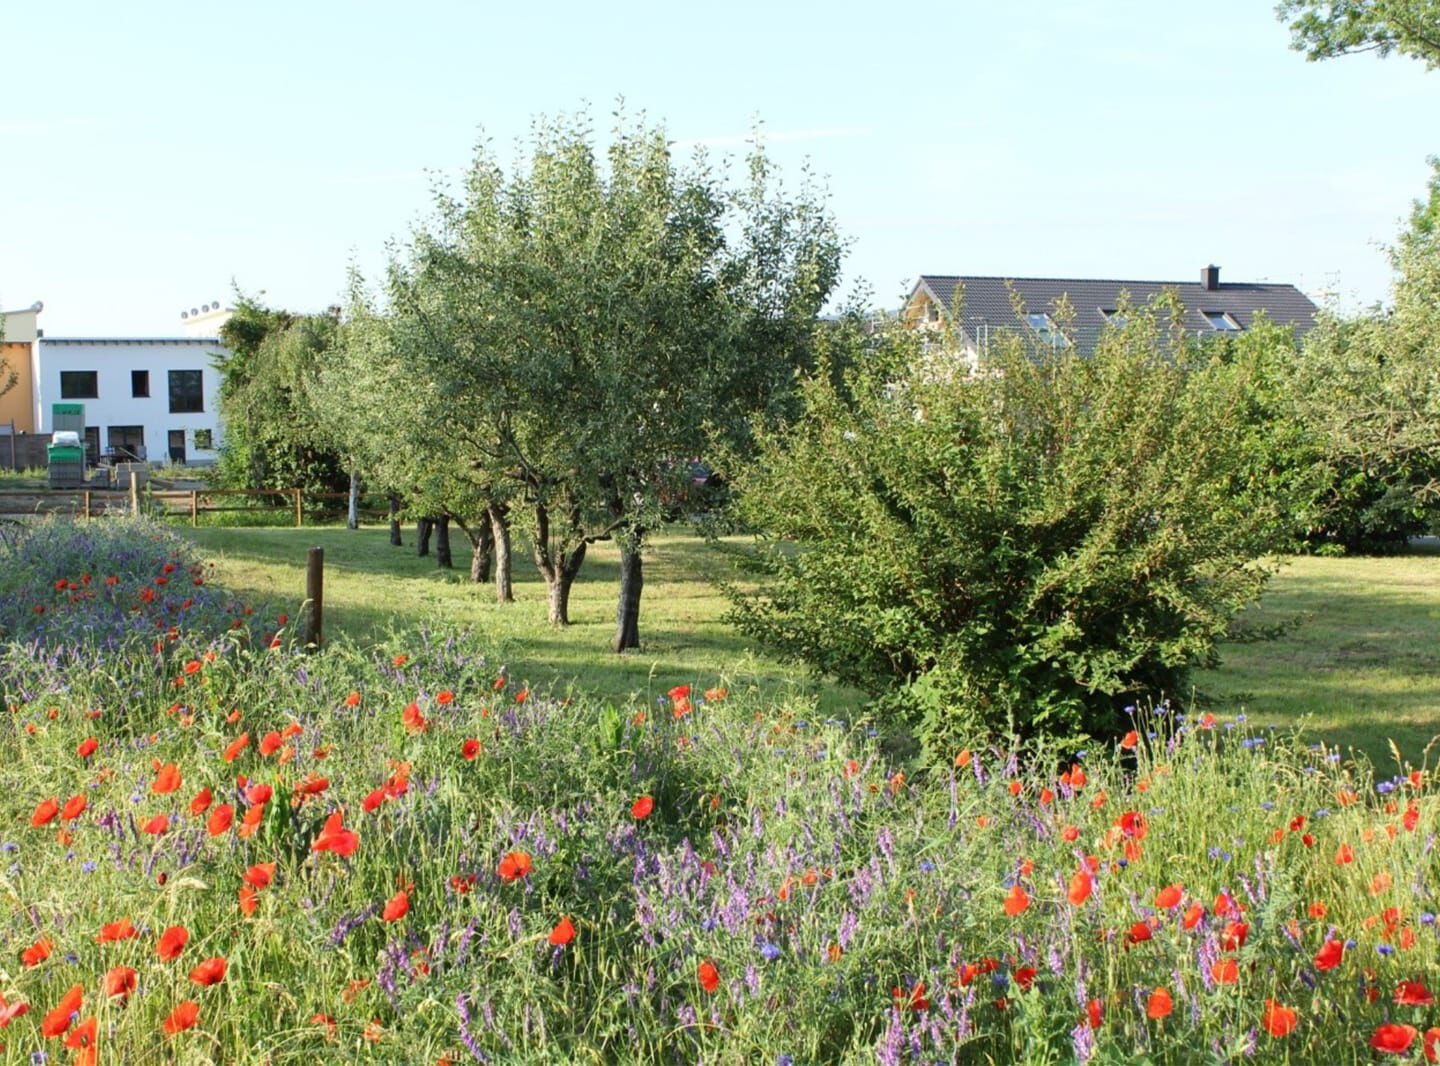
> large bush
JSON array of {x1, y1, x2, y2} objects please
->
[{"x1": 724, "y1": 303, "x2": 1299, "y2": 751}]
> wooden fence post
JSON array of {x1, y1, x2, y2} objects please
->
[
  {"x1": 129, "y1": 471, "x2": 139, "y2": 516},
  {"x1": 294, "y1": 488, "x2": 303, "y2": 529},
  {"x1": 190, "y1": 490, "x2": 198, "y2": 527},
  {"x1": 83, "y1": 490, "x2": 91, "y2": 521},
  {"x1": 303, "y1": 547, "x2": 324, "y2": 651}
]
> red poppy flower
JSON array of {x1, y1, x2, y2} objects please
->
[
  {"x1": 363, "y1": 787, "x2": 387, "y2": 813},
  {"x1": 97, "y1": 918, "x2": 137, "y2": 943},
  {"x1": 21, "y1": 938, "x2": 53, "y2": 967},
  {"x1": 293, "y1": 774, "x2": 329, "y2": 797},
  {"x1": 549, "y1": 916, "x2": 576, "y2": 946},
  {"x1": 1067, "y1": 870, "x2": 1093, "y2": 905},
  {"x1": 104, "y1": 966, "x2": 138, "y2": 1000},
  {"x1": 1396, "y1": 979, "x2": 1435, "y2": 1007},
  {"x1": 142, "y1": 814, "x2": 169, "y2": 835},
  {"x1": 1155, "y1": 884, "x2": 1183, "y2": 909},
  {"x1": 60, "y1": 794, "x2": 87, "y2": 821},
  {"x1": 243, "y1": 783, "x2": 272, "y2": 805},
  {"x1": 344, "y1": 690, "x2": 362, "y2": 707},
  {"x1": 1120, "y1": 729, "x2": 1138, "y2": 749},
  {"x1": 222, "y1": 733, "x2": 250, "y2": 762},
  {"x1": 41, "y1": 984, "x2": 83, "y2": 1037},
  {"x1": 206, "y1": 803, "x2": 234, "y2": 836},
  {"x1": 1146, "y1": 987, "x2": 1172, "y2": 1019},
  {"x1": 498, "y1": 851, "x2": 532, "y2": 882},
  {"x1": 1003, "y1": 883, "x2": 1030, "y2": 917},
  {"x1": 243, "y1": 862, "x2": 276, "y2": 889},
  {"x1": 1315, "y1": 939, "x2": 1345, "y2": 971},
  {"x1": 31, "y1": 797, "x2": 60, "y2": 826},
  {"x1": 239, "y1": 885, "x2": 258, "y2": 916},
  {"x1": 1086, "y1": 998, "x2": 1103, "y2": 1029},
  {"x1": 892, "y1": 981, "x2": 929, "y2": 1012},
  {"x1": 697, "y1": 960, "x2": 720, "y2": 993},
  {"x1": 1210, "y1": 957, "x2": 1239, "y2": 984},
  {"x1": 163, "y1": 1001, "x2": 199, "y2": 1036},
  {"x1": 1221, "y1": 921, "x2": 1249, "y2": 951},
  {"x1": 258, "y1": 731, "x2": 282, "y2": 756},
  {"x1": 152, "y1": 764, "x2": 181, "y2": 794},
  {"x1": 312, "y1": 810, "x2": 360, "y2": 857},
  {"x1": 1262, "y1": 999, "x2": 1297, "y2": 1037},
  {"x1": 64, "y1": 1014, "x2": 97, "y2": 1052},
  {"x1": 631, "y1": 795, "x2": 654, "y2": 820},
  {"x1": 402, "y1": 702, "x2": 428, "y2": 732},
  {"x1": 157, "y1": 925, "x2": 189, "y2": 962},
  {"x1": 189, "y1": 956, "x2": 227, "y2": 986},
  {"x1": 435, "y1": 690, "x2": 454, "y2": 705},
  {"x1": 382, "y1": 890, "x2": 409, "y2": 922},
  {"x1": 76, "y1": 737, "x2": 98, "y2": 759},
  {"x1": 189, "y1": 788, "x2": 213, "y2": 816},
  {"x1": 461, "y1": 738, "x2": 481, "y2": 760},
  {"x1": 1125, "y1": 921, "x2": 1153, "y2": 946},
  {"x1": 1372, "y1": 1024, "x2": 1417, "y2": 1055}
]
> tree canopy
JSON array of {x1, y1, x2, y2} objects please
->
[
  {"x1": 323, "y1": 112, "x2": 841, "y2": 647},
  {"x1": 1277, "y1": 0, "x2": 1440, "y2": 68}
]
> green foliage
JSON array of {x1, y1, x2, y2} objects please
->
[
  {"x1": 724, "y1": 304, "x2": 1298, "y2": 752},
  {"x1": 323, "y1": 110, "x2": 841, "y2": 635},
  {"x1": 1288, "y1": 159, "x2": 1440, "y2": 551},
  {"x1": 1277, "y1": 0, "x2": 1440, "y2": 68},
  {"x1": 215, "y1": 297, "x2": 350, "y2": 496}
]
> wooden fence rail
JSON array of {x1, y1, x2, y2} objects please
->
[{"x1": 0, "y1": 487, "x2": 390, "y2": 527}]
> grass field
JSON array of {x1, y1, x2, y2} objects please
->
[
  {"x1": 177, "y1": 523, "x2": 1440, "y2": 769},
  {"x1": 181, "y1": 522, "x2": 861, "y2": 719}
]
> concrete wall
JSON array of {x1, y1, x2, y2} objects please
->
[{"x1": 34, "y1": 338, "x2": 226, "y2": 465}]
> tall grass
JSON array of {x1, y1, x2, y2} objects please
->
[{"x1": 0, "y1": 518, "x2": 1435, "y2": 1064}]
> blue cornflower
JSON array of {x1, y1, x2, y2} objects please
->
[
  {"x1": 760, "y1": 943, "x2": 781, "y2": 962},
  {"x1": 919, "y1": 860, "x2": 936, "y2": 873}
]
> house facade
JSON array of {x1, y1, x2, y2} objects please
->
[
  {"x1": 34, "y1": 336, "x2": 226, "y2": 466},
  {"x1": 904, "y1": 265, "x2": 1319, "y2": 362},
  {"x1": 0, "y1": 304, "x2": 42, "y2": 433}
]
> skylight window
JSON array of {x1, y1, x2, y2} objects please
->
[
  {"x1": 1202, "y1": 310, "x2": 1242, "y2": 331},
  {"x1": 1025, "y1": 311, "x2": 1069, "y2": 347},
  {"x1": 1100, "y1": 308, "x2": 1126, "y2": 327}
]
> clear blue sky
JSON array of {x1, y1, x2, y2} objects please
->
[{"x1": 4, "y1": 0, "x2": 1437, "y2": 336}]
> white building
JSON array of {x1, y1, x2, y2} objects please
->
[{"x1": 34, "y1": 334, "x2": 228, "y2": 466}]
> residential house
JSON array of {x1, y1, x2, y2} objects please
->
[{"x1": 904, "y1": 265, "x2": 1319, "y2": 363}]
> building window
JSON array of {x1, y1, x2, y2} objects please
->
[
  {"x1": 1100, "y1": 308, "x2": 1126, "y2": 327},
  {"x1": 83, "y1": 426, "x2": 100, "y2": 465},
  {"x1": 1202, "y1": 310, "x2": 1242, "y2": 331},
  {"x1": 132, "y1": 370, "x2": 150, "y2": 398},
  {"x1": 168, "y1": 429, "x2": 186, "y2": 464},
  {"x1": 194, "y1": 428, "x2": 214, "y2": 450},
  {"x1": 1025, "y1": 311, "x2": 1070, "y2": 347},
  {"x1": 107, "y1": 426, "x2": 146, "y2": 461},
  {"x1": 60, "y1": 371, "x2": 98, "y2": 399},
  {"x1": 168, "y1": 370, "x2": 204, "y2": 413}
]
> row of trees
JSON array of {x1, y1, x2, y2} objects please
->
[{"x1": 221, "y1": 113, "x2": 841, "y2": 652}]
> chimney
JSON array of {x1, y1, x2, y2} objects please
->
[{"x1": 1201, "y1": 264, "x2": 1220, "y2": 291}]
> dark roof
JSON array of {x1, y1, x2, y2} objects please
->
[{"x1": 915, "y1": 271, "x2": 1317, "y2": 355}]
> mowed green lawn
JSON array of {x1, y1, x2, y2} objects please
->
[
  {"x1": 177, "y1": 523, "x2": 1440, "y2": 768},
  {"x1": 180, "y1": 522, "x2": 859, "y2": 718},
  {"x1": 1195, "y1": 546, "x2": 1440, "y2": 770}
]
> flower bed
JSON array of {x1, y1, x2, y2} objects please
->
[{"x1": 0, "y1": 519, "x2": 1435, "y2": 1064}]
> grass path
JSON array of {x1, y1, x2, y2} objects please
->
[{"x1": 177, "y1": 523, "x2": 1440, "y2": 767}]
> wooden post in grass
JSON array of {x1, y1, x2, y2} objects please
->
[
  {"x1": 190, "y1": 490, "x2": 198, "y2": 527},
  {"x1": 294, "y1": 488, "x2": 303, "y2": 528},
  {"x1": 83, "y1": 490, "x2": 91, "y2": 521},
  {"x1": 129, "y1": 471, "x2": 139, "y2": 515},
  {"x1": 303, "y1": 547, "x2": 324, "y2": 651}
]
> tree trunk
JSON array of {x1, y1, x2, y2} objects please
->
[
  {"x1": 417, "y1": 517, "x2": 432, "y2": 557},
  {"x1": 489, "y1": 502, "x2": 514, "y2": 603},
  {"x1": 532, "y1": 502, "x2": 586, "y2": 625},
  {"x1": 613, "y1": 530, "x2": 643, "y2": 652},
  {"x1": 346, "y1": 471, "x2": 359, "y2": 530},
  {"x1": 388, "y1": 495, "x2": 403, "y2": 546},
  {"x1": 435, "y1": 514, "x2": 453, "y2": 569},
  {"x1": 457, "y1": 514, "x2": 493, "y2": 584}
]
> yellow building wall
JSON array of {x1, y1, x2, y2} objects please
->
[{"x1": 0, "y1": 341, "x2": 34, "y2": 432}]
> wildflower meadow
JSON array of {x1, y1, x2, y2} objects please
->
[{"x1": 1, "y1": 516, "x2": 1437, "y2": 1064}]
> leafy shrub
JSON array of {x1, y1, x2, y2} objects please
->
[{"x1": 724, "y1": 304, "x2": 1299, "y2": 752}]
